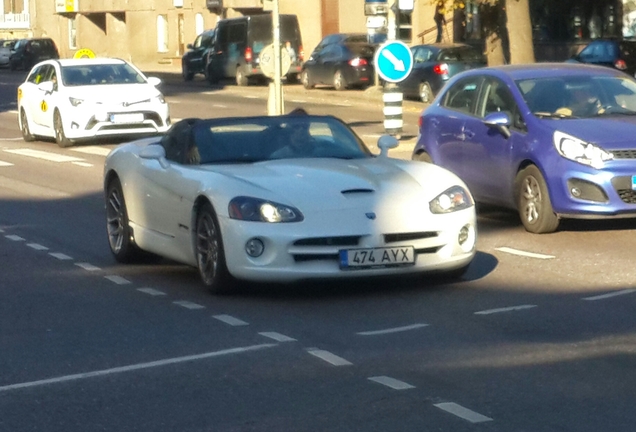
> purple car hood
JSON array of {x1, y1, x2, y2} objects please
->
[{"x1": 549, "y1": 116, "x2": 636, "y2": 148}]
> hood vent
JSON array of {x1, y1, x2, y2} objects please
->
[{"x1": 341, "y1": 188, "x2": 375, "y2": 196}]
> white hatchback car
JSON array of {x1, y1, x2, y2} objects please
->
[{"x1": 17, "y1": 58, "x2": 171, "y2": 147}]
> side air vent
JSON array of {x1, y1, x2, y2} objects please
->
[{"x1": 341, "y1": 188, "x2": 375, "y2": 195}]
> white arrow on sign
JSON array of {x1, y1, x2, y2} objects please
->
[{"x1": 381, "y1": 50, "x2": 405, "y2": 72}]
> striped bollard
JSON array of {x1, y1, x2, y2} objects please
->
[{"x1": 383, "y1": 83, "x2": 403, "y2": 138}]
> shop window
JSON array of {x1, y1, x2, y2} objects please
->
[{"x1": 157, "y1": 14, "x2": 168, "y2": 52}]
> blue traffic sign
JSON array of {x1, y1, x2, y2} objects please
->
[{"x1": 374, "y1": 40, "x2": 413, "y2": 83}]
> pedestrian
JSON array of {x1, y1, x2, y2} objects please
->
[{"x1": 434, "y1": 1, "x2": 446, "y2": 43}]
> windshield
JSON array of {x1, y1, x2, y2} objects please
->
[
  {"x1": 183, "y1": 116, "x2": 371, "y2": 165},
  {"x1": 517, "y1": 75, "x2": 636, "y2": 119},
  {"x1": 61, "y1": 63, "x2": 146, "y2": 86}
]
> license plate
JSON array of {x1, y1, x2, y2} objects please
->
[
  {"x1": 110, "y1": 113, "x2": 144, "y2": 123},
  {"x1": 339, "y1": 246, "x2": 415, "y2": 269}
]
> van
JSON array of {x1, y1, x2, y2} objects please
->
[
  {"x1": 9, "y1": 38, "x2": 59, "y2": 71},
  {"x1": 181, "y1": 29, "x2": 216, "y2": 80},
  {"x1": 205, "y1": 14, "x2": 303, "y2": 86}
]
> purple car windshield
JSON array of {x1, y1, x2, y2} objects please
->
[{"x1": 517, "y1": 75, "x2": 636, "y2": 119}]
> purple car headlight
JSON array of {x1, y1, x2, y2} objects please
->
[
  {"x1": 228, "y1": 196, "x2": 304, "y2": 223},
  {"x1": 553, "y1": 131, "x2": 613, "y2": 169}
]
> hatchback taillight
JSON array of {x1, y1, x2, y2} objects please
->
[
  {"x1": 299, "y1": 45, "x2": 304, "y2": 61},
  {"x1": 418, "y1": 116, "x2": 423, "y2": 128},
  {"x1": 245, "y1": 47, "x2": 253, "y2": 62},
  {"x1": 615, "y1": 58, "x2": 627, "y2": 70},
  {"x1": 349, "y1": 57, "x2": 368, "y2": 67},
  {"x1": 433, "y1": 63, "x2": 449, "y2": 75}
]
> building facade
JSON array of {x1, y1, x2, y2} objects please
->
[{"x1": 0, "y1": 0, "x2": 627, "y2": 68}]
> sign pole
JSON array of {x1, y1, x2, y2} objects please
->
[
  {"x1": 272, "y1": 0, "x2": 283, "y2": 115},
  {"x1": 382, "y1": 1, "x2": 403, "y2": 139}
]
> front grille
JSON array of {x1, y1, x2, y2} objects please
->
[
  {"x1": 293, "y1": 253, "x2": 339, "y2": 263},
  {"x1": 611, "y1": 176, "x2": 636, "y2": 204},
  {"x1": 609, "y1": 149, "x2": 636, "y2": 159},
  {"x1": 293, "y1": 236, "x2": 361, "y2": 247},
  {"x1": 616, "y1": 189, "x2": 636, "y2": 204},
  {"x1": 85, "y1": 111, "x2": 164, "y2": 130},
  {"x1": 384, "y1": 231, "x2": 438, "y2": 243}
]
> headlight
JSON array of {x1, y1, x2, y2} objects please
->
[
  {"x1": 228, "y1": 196, "x2": 303, "y2": 223},
  {"x1": 429, "y1": 186, "x2": 474, "y2": 214},
  {"x1": 553, "y1": 131, "x2": 613, "y2": 169},
  {"x1": 69, "y1": 97, "x2": 84, "y2": 107}
]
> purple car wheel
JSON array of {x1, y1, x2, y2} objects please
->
[{"x1": 516, "y1": 165, "x2": 559, "y2": 234}]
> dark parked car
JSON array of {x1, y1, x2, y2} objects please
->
[
  {"x1": 181, "y1": 29, "x2": 215, "y2": 81},
  {"x1": 568, "y1": 38, "x2": 636, "y2": 77},
  {"x1": 9, "y1": 38, "x2": 59, "y2": 71},
  {"x1": 301, "y1": 34, "x2": 376, "y2": 91},
  {"x1": 205, "y1": 14, "x2": 303, "y2": 86},
  {"x1": 413, "y1": 63, "x2": 636, "y2": 234},
  {"x1": 398, "y1": 43, "x2": 486, "y2": 103}
]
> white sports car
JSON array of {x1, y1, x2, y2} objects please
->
[
  {"x1": 104, "y1": 114, "x2": 477, "y2": 293},
  {"x1": 17, "y1": 58, "x2": 170, "y2": 147}
]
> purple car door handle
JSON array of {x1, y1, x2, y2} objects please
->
[{"x1": 463, "y1": 129, "x2": 475, "y2": 139}]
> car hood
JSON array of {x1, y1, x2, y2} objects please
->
[
  {"x1": 549, "y1": 116, "x2": 636, "y2": 149},
  {"x1": 67, "y1": 84, "x2": 161, "y2": 104},
  {"x1": 202, "y1": 157, "x2": 460, "y2": 211}
]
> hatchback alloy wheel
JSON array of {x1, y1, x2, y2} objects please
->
[{"x1": 516, "y1": 165, "x2": 559, "y2": 234}]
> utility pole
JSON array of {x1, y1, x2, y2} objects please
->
[{"x1": 272, "y1": 0, "x2": 283, "y2": 115}]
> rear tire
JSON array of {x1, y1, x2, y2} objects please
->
[
  {"x1": 20, "y1": 108, "x2": 35, "y2": 142},
  {"x1": 515, "y1": 165, "x2": 559, "y2": 234},
  {"x1": 301, "y1": 70, "x2": 314, "y2": 89},
  {"x1": 54, "y1": 110, "x2": 73, "y2": 148},
  {"x1": 196, "y1": 203, "x2": 233, "y2": 294},
  {"x1": 419, "y1": 82, "x2": 433, "y2": 103},
  {"x1": 333, "y1": 69, "x2": 347, "y2": 91},
  {"x1": 236, "y1": 68, "x2": 248, "y2": 86},
  {"x1": 106, "y1": 177, "x2": 145, "y2": 263}
]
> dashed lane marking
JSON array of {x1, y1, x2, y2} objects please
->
[
  {"x1": 0, "y1": 343, "x2": 277, "y2": 393},
  {"x1": 357, "y1": 323, "x2": 429, "y2": 336},
  {"x1": 0, "y1": 160, "x2": 13, "y2": 167},
  {"x1": 5, "y1": 235, "x2": 25, "y2": 241},
  {"x1": 75, "y1": 262, "x2": 101, "y2": 271},
  {"x1": 70, "y1": 146, "x2": 112, "y2": 157},
  {"x1": 5, "y1": 149, "x2": 84, "y2": 163},
  {"x1": 26, "y1": 243, "x2": 49, "y2": 251},
  {"x1": 104, "y1": 275, "x2": 132, "y2": 285},
  {"x1": 306, "y1": 348, "x2": 353, "y2": 366},
  {"x1": 474, "y1": 305, "x2": 537, "y2": 315},
  {"x1": 434, "y1": 402, "x2": 493, "y2": 423},
  {"x1": 582, "y1": 289, "x2": 636, "y2": 301},
  {"x1": 72, "y1": 161, "x2": 93, "y2": 168},
  {"x1": 213, "y1": 104, "x2": 228, "y2": 108},
  {"x1": 173, "y1": 300, "x2": 206, "y2": 310},
  {"x1": 213, "y1": 314, "x2": 248, "y2": 326},
  {"x1": 49, "y1": 252, "x2": 72, "y2": 260},
  {"x1": 495, "y1": 247, "x2": 555, "y2": 260},
  {"x1": 137, "y1": 287, "x2": 167, "y2": 296},
  {"x1": 258, "y1": 332, "x2": 296, "y2": 342},
  {"x1": 368, "y1": 376, "x2": 415, "y2": 390}
]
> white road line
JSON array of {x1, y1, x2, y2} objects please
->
[
  {"x1": 582, "y1": 289, "x2": 636, "y2": 301},
  {"x1": 213, "y1": 314, "x2": 249, "y2": 326},
  {"x1": 474, "y1": 305, "x2": 537, "y2": 315},
  {"x1": 70, "y1": 146, "x2": 112, "y2": 157},
  {"x1": 72, "y1": 161, "x2": 93, "y2": 168},
  {"x1": 5, "y1": 235, "x2": 25, "y2": 241},
  {"x1": 27, "y1": 243, "x2": 48, "y2": 251},
  {"x1": 173, "y1": 301, "x2": 206, "y2": 310},
  {"x1": 0, "y1": 160, "x2": 13, "y2": 167},
  {"x1": 5, "y1": 149, "x2": 84, "y2": 163},
  {"x1": 0, "y1": 343, "x2": 277, "y2": 393},
  {"x1": 362, "y1": 133, "x2": 382, "y2": 139},
  {"x1": 368, "y1": 376, "x2": 415, "y2": 390},
  {"x1": 0, "y1": 135, "x2": 21, "y2": 139},
  {"x1": 306, "y1": 348, "x2": 353, "y2": 366},
  {"x1": 290, "y1": 99, "x2": 307, "y2": 103},
  {"x1": 75, "y1": 262, "x2": 101, "y2": 271},
  {"x1": 137, "y1": 287, "x2": 167, "y2": 296},
  {"x1": 434, "y1": 402, "x2": 493, "y2": 423},
  {"x1": 357, "y1": 323, "x2": 429, "y2": 336},
  {"x1": 244, "y1": 95, "x2": 260, "y2": 99},
  {"x1": 258, "y1": 332, "x2": 297, "y2": 342},
  {"x1": 49, "y1": 252, "x2": 72, "y2": 260},
  {"x1": 495, "y1": 247, "x2": 554, "y2": 260},
  {"x1": 104, "y1": 275, "x2": 131, "y2": 285},
  {"x1": 213, "y1": 104, "x2": 228, "y2": 108},
  {"x1": 7, "y1": 111, "x2": 18, "y2": 115}
]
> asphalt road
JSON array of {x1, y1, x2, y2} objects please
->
[{"x1": 1, "y1": 67, "x2": 636, "y2": 432}]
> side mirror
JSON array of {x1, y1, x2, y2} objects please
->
[
  {"x1": 139, "y1": 144, "x2": 167, "y2": 166},
  {"x1": 147, "y1": 76, "x2": 161, "y2": 87},
  {"x1": 377, "y1": 134, "x2": 399, "y2": 157},
  {"x1": 187, "y1": 43, "x2": 194, "y2": 50},
  {"x1": 483, "y1": 111, "x2": 512, "y2": 139},
  {"x1": 38, "y1": 81, "x2": 54, "y2": 93}
]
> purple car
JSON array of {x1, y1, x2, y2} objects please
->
[{"x1": 413, "y1": 63, "x2": 636, "y2": 233}]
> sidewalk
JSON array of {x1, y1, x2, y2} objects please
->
[{"x1": 139, "y1": 62, "x2": 420, "y2": 160}]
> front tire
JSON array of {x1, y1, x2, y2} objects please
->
[
  {"x1": 515, "y1": 165, "x2": 559, "y2": 234},
  {"x1": 333, "y1": 69, "x2": 347, "y2": 91},
  {"x1": 195, "y1": 203, "x2": 233, "y2": 294},
  {"x1": 54, "y1": 110, "x2": 73, "y2": 148},
  {"x1": 412, "y1": 151, "x2": 432, "y2": 163},
  {"x1": 182, "y1": 61, "x2": 194, "y2": 81},
  {"x1": 106, "y1": 177, "x2": 145, "y2": 263},
  {"x1": 20, "y1": 108, "x2": 35, "y2": 142}
]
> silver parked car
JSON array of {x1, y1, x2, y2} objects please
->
[{"x1": 0, "y1": 39, "x2": 16, "y2": 68}]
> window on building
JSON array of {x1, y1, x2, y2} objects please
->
[
  {"x1": 195, "y1": 13, "x2": 204, "y2": 35},
  {"x1": 68, "y1": 16, "x2": 77, "y2": 49},
  {"x1": 157, "y1": 15, "x2": 168, "y2": 52}
]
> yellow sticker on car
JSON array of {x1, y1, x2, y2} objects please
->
[
  {"x1": 41, "y1": 100, "x2": 47, "y2": 112},
  {"x1": 17, "y1": 88, "x2": 22, "y2": 101}
]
